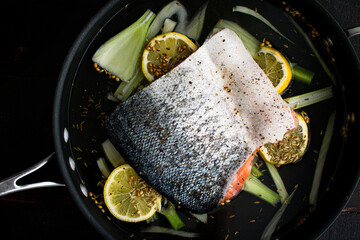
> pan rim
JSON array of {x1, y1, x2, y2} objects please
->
[
  {"x1": 52, "y1": 0, "x2": 360, "y2": 239},
  {"x1": 53, "y1": 0, "x2": 133, "y2": 239}
]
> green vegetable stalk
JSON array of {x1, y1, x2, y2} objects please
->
[
  {"x1": 284, "y1": 86, "x2": 333, "y2": 110},
  {"x1": 265, "y1": 161, "x2": 289, "y2": 203},
  {"x1": 309, "y1": 111, "x2": 336, "y2": 205},
  {"x1": 142, "y1": 226, "x2": 200, "y2": 238},
  {"x1": 285, "y1": 14, "x2": 337, "y2": 85},
  {"x1": 233, "y1": 6, "x2": 293, "y2": 43},
  {"x1": 96, "y1": 157, "x2": 111, "y2": 178},
  {"x1": 243, "y1": 174, "x2": 281, "y2": 206},
  {"x1": 92, "y1": 10, "x2": 155, "y2": 82},
  {"x1": 113, "y1": 61, "x2": 144, "y2": 101},
  {"x1": 158, "y1": 201, "x2": 185, "y2": 230},
  {"x1": 292, "y1": 64, "x2": 315, "y2": 85},
  {"x1": 101, "y1": 139, "x2": 126, "y2": 167},
  {"x1": 261, "y1": 186, "x2": 297, "y2": 240}
]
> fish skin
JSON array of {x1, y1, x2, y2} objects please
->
[{"x1": 106, "y1": 29, "x2": 296, "y2": 213}]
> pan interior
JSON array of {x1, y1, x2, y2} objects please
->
[{"x1": 55, "y1": 0, "x2": 355, "y2": 239}]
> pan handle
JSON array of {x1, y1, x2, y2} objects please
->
[
  {"x1": 0, "y1": 153, "x2": 65, "y2": 197},
  {"x1": 345, "y1": 26, "x2": 360, "y2": 38}
]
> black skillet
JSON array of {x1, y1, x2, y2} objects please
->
[{"x1": 1, "y1": 0, "x2": 359, "y2": 239}]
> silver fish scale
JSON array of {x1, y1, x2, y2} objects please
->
[
  {"x1": 106, "y1": 88, "x2": 251, "y2": 213},
  {"x1": 106, "y1": 29, "x2": 296, "y2": 213}
]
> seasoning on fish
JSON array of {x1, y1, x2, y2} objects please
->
[{"x1": 106, "y1": 28, "x2": 297, "y2": 213}]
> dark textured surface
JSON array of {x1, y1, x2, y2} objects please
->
[{"x1": 0, "y1": 0, "x2": 358, "y2": 239}]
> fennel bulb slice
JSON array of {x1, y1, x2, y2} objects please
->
[
  {"x1": 233, "y1": 6, "x2": 294, "y2": 44},
  {"x1": 92, "y1": 10, "x2": 155, "y2": 82},
  {"x1": 146, "y1": 1, "x2": 188, "y2": 40},
  {"x1": 183, "y1": 1, "x2": 208, "y2": 41}
]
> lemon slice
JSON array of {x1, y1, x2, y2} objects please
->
[
  {"x1": 255, "y1": 46, "x2": 292, "y2": 94},
  {"x1": 259, "y1": 112, "x2": 309, "y2": 165},
  {"x1": 142, "y1": 32, "x2": 198, "y2": 81},
  {"x1": 103, "y1": 164, "x2": 161, "y2": 222}
]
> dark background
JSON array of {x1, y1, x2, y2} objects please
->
[{"x1": 0, "y1": 0, "x2": 358, "y2": 239}]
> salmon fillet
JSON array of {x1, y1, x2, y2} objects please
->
[{"x1": 105, "y1": 28, "x2": 297, "y2": 213}]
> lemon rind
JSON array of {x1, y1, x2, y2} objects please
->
[
  {"x1": 259, "y1": 112, "x2": 309, "y2": 165},
  {"x1": 258, "y1": 46, "x2": 292, "y2": 94},
  {"x1": 103, "y1": 164, "x2": 161, "y2": 222}
]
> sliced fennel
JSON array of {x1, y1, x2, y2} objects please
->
[
  {"x1": 162, "y1": 18, "x2": 177, "y2": 33},
  {"x1": 101, "y1": 138, "x2": 185, "y2": 230},
  {"x1": 146, "y1": 1, "x2": 188, "y2": 40},
  {"x1": 251, "y1": 156, "x2": 264, "y2": 178},
  {"x1": 265, "y1": 162, "x2": 289, "y2": 203},
  {"x1": 101, "y1": 139, "x2": 126, "y2": 168},
  {"x1": 243, "y1": 174, "x2": 281, "y2": 206},
  {"x1": 251, "y1": 165, "x2": 263, "y2": 178},
  {"x1": 157, "y1": 201, "x2": 185, "y2": 230},
  {"x1": 214, "y1": 20, "x2": 261, "y2": 57},
  {"x1": 183, "y1": 1, "x2": 208, "y2": 41},
  {"x1": 233, "y1": 6, "x2": 293, "y2": 44},
  {"x1": 96, "y1": 157, "x2": 111, "y2": 178},
  {"x1": 113, "y1": 60, "x2": 144, "y2": 102},
  {"x1": 284, "y1": 86, "x2": 334, "y2": 110},
  {"x1": 142, "y1": 226, "x2": 200, "y2": 238},
  {"x1": 261, "y1": 186, "x2": 297, "y2": 240},
  {"x1": 191, "y1": 213, "x2": 208, "y2": 224},
  {"x1": 309, "y1": 111, "x2": 336, "y2": 205},
  {"x1": 106, "y1": 93, "x2": 120, "y2": 102},
  {"x1": 92, "y1": 10, "x2": 155, "y2": 82}
]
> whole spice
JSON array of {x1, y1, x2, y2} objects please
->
[{"x1": 264, "y1": 126, "x2": 305, "y2": 164}]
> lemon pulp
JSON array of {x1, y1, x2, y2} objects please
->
[
  {"x1": 142, "y1": 32, "x2": 198, "y2": 81},
  {"x1": 255, "y1": 46, "x2": 292, "y2": 94},
  {"x1": 103, "y1": 164, "x2": 161, "y2": 222},
  {"x1": 259, "y1": 112, "x2": 309, "y2": 165}
]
